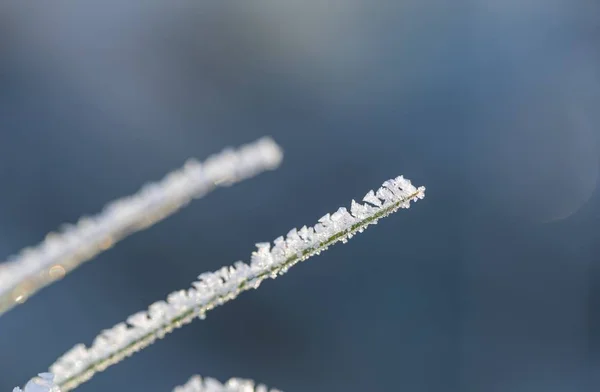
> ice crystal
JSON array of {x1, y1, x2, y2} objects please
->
[
  {"x1": 0, "y1": 137, "x2": 282, "y2": 315},
  {"x1": 172, "y1": 375, "x2": 281, "y2": 392},
  {"x1": 13, "y1": 374, "x2": 60, "y2": 392},
  {"x1": 40, "y1": 175, "x2": 424, "y2": 391}
]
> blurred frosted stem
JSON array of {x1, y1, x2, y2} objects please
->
[
  {"x1": 46, "y1": 176, "x2": 425, "y2": 391},
  {"x1": 0, "y1": 137, "x2": 283, "y2": 316}
]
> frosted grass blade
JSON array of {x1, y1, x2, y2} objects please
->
[{"x1": 45, "y1": 175, "x2": 425, "y2": 391}]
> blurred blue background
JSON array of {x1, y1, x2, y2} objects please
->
[{"x1": 0, "y1": 1, "x2": 599, "y2": 391}]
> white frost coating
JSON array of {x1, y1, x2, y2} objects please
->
[
  {"x1": 13, "y1": 373, "x2": 60, "y2": 392},
  {"x1": 0, "y1": 137, "x2": 283, "y2": 315},
  {"x1": 172, "y1": 375, "x2": 282, "y2": 392},
  {"x1": 47, "y1": 175, "x2": 425, "y2": 391}
]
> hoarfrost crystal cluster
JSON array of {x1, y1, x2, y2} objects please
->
[
  {"x1": 0, "y1": 137, "x2": 282, "y2": 315},
  {"x1": 13, "y1": 374, "x2": 60, "y2": 392},
  {"x1": 172, "y1": 375, "x2": 282, "y2": 392},
  {"x1": 46, "y1": 175, "x2": 424, "y2": 391}
]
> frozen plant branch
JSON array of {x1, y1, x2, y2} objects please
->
[
  {"x1": 172, "y1": 375, "x2": 282, "y2": 392},
  {"x1": 0, "y1": 137, "x2": 283, "y2": 316},
  {"x1": 44, "y1": 175, "x2": 425, "y2": 391}
]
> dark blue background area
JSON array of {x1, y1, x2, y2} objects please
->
[{"x1": 0, "y1": 2, "x2": 599, "y2": 391}]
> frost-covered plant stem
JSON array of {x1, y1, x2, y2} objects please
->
[
  {"x1": 46, "y1": 176, "x2": 425, "y2": 391},
  {"x1": 0, "y1": 137, "x2": 282, "y2": 316}
]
